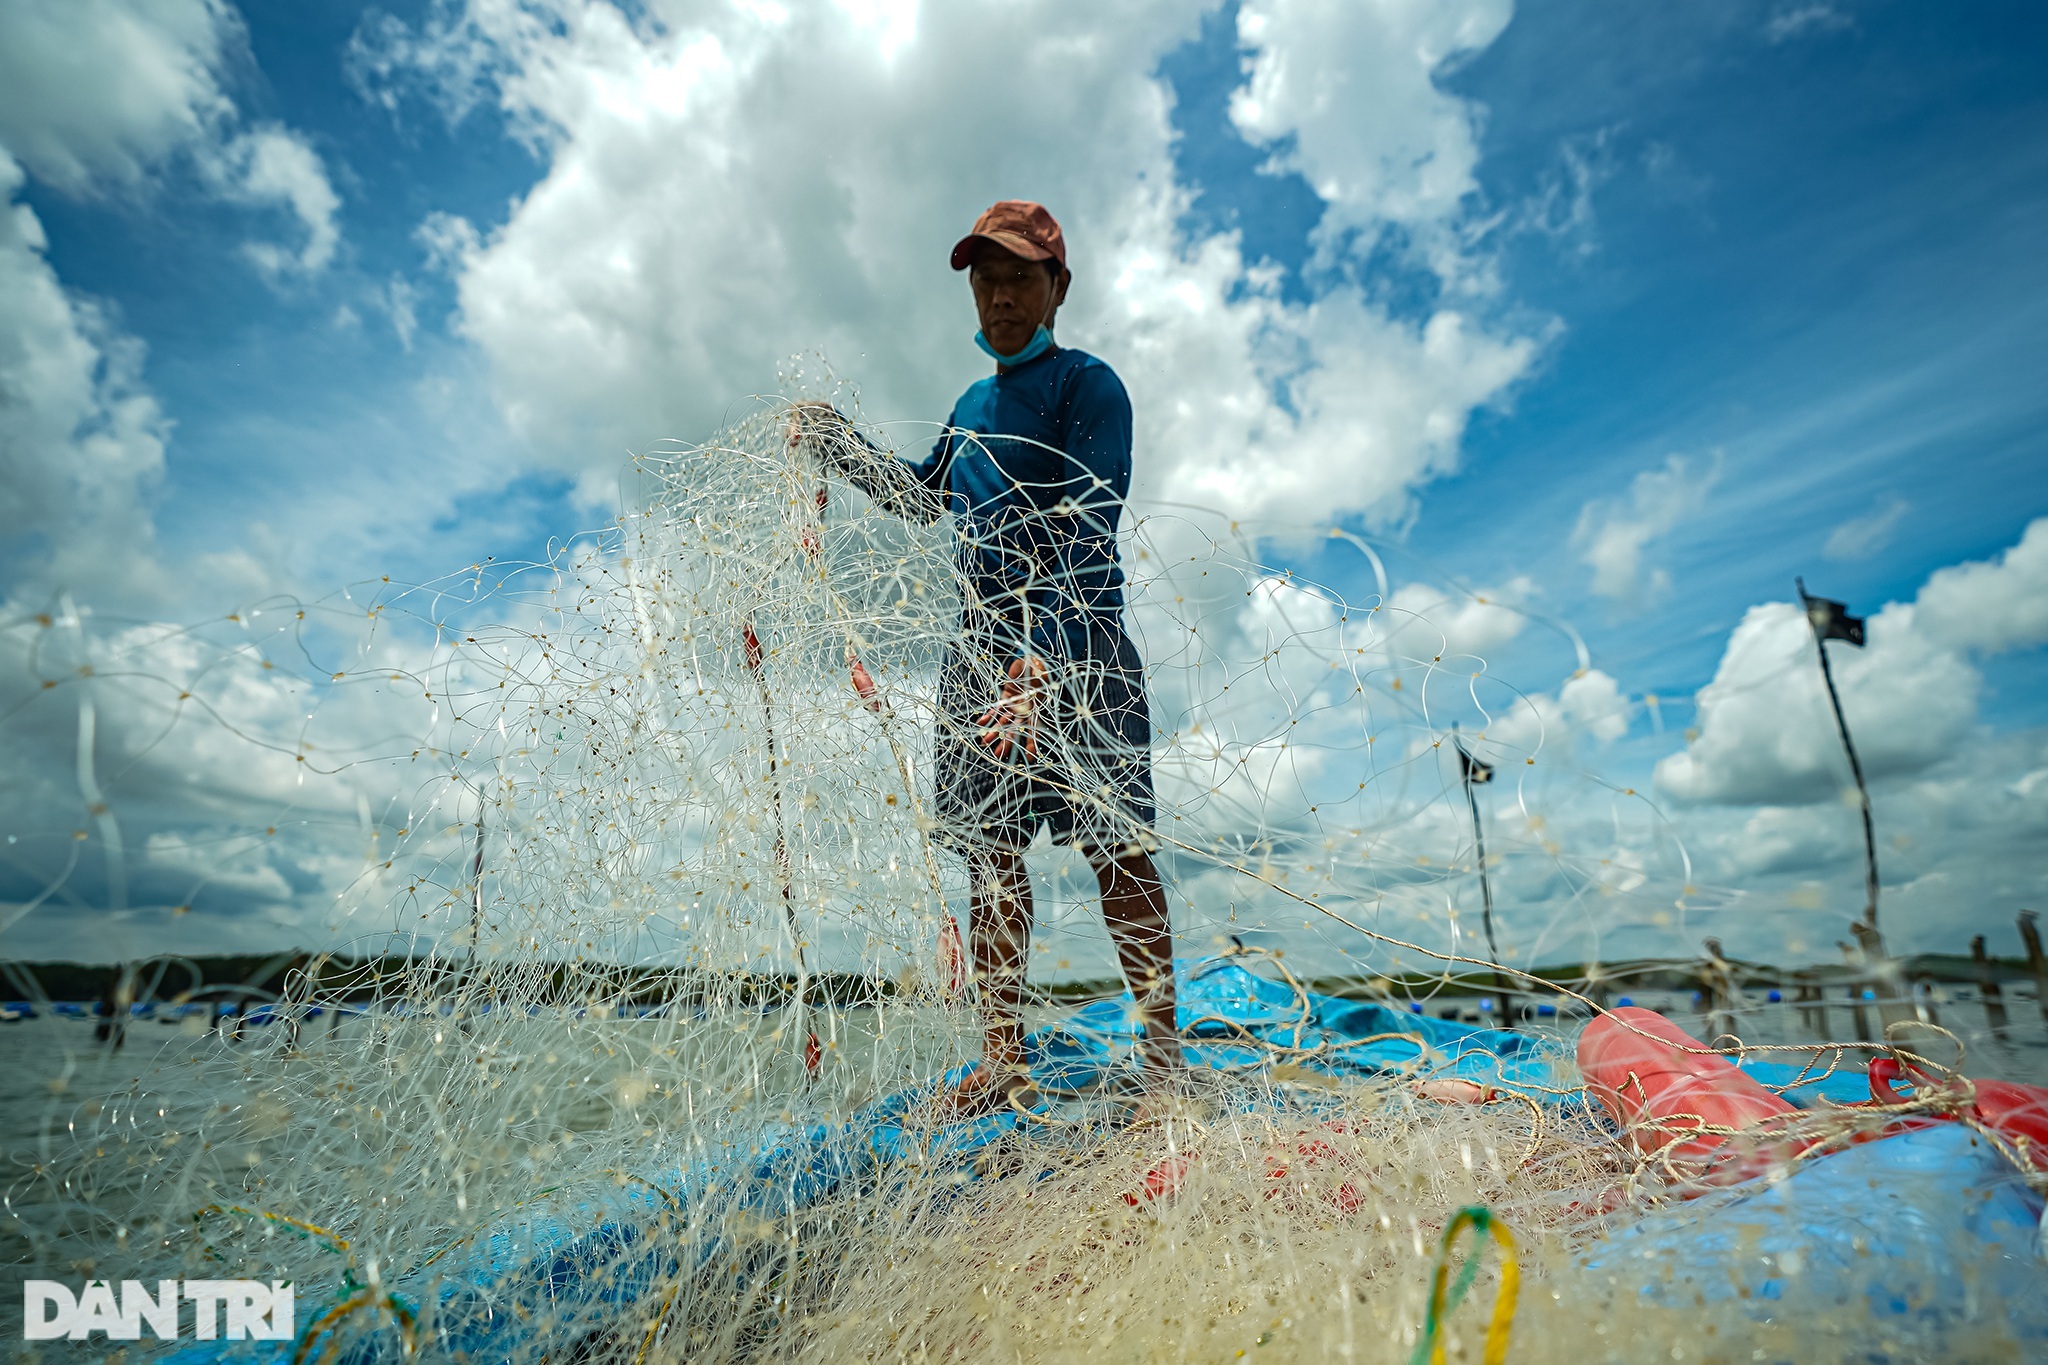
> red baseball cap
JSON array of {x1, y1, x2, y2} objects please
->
[{"x1": 950, "y1": 200, "x2": 1066, "y2": 271}]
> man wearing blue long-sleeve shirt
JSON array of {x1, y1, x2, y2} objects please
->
[{"x1": 797, "y1": 201, "x2": 1181, "y2": 1117}]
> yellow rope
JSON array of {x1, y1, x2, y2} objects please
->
[
  {"x1": 193, "y1": 1203, "x2": 351, "y2": 1259},
  {"x1": 291, "y1": 1286, "x2": 417, "y2": 1365},
  {"x1": 633, "y1": 1283, "x2": 682, "y2": 1365},
  {"x1": 1413, "y1": 1206, "x2": 1519, "y2": 1365}
]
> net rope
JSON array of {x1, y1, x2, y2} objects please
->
[{"x1": 1, "y1": 375, "x2": 2039, "y2": 1361}]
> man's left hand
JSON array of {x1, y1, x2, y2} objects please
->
[{"x1": 785, "y1": 401, "x2": 844, "y2": 449}]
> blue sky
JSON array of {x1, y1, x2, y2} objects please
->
[
  {"x1": 18, "y1": 1, "x2": 550, "y2": 583},
  {"x1": 3, "y1": 0, "x2": 2046, "y2": 968},
  {"x1": 1253, "y1": 1, "x2": 2048, "y2": 693}
]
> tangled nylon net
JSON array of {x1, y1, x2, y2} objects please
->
[{"x1": 2, "y1": 378, "x2": 2040, "y2": 1361}]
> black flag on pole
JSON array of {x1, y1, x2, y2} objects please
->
[
  {"x1": 1796, "y1": 578, "x2": 1866, "y2": 647},
  {"x1": 1457, "y1": 744, "x2": 1493, "y2": 786}
]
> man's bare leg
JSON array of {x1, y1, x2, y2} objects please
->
[
  {"x1": 948, "y1": 846, "x2": 1033, "y2": 1108},
  {"x1": 1094, "y1": 849, "x2": 1183, "y2": 1080}
]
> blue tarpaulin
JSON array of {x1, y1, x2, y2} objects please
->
[
  {"x1": 166, "y1": 958, "x2": 1561, "y2": 1364},
  {"x1": 164, "y1": 960, "x2": 2042, "y2": 1364},
  {"x1": 1579, "y1": 1123, "x2": 2047, "y2": 1358}
]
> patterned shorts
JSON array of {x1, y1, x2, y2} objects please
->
[{"x1": 931, "y1": 625, "x2": 1156, "y2": 858}]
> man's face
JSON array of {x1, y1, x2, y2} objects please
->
[{"x1": 968, "y1": 243, "x2": 1070, "y2": 357}]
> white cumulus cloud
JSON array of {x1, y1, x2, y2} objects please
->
[
  {"x1": 1654, "y1": 599, "x2": 1978, "y2": 805},
  {"x1": 1231, "y1": 0, "x2": 1514, "y2": 282},
  {"x1": 352, "y1": 0, "x2": 1538, "y2": 527},
  {"x1": 1559, "y1": 667, "x2": 1632, "y2": 742},
  {"x1": 0, "y1": 151, "x2": 170, "y2": 602},
  {"x1": 1656, "y1": 516, "x2": 2048, "y2": 807},
  {"x1": 1482, "y1": 666, "x2": 1631, "y2": 754},
  {"x1": 0, "y1": 0, "x2": 238, "y2": 192},
  {"x1": 0, "y1": 0, "x2": 342, "y2": 281},
  {"x1": 1573, "y1": 452, "x2": 1720, "y2": 603},
  {"x1": 1383, "y1": 579, "x2": 1532, "y2": 660},
  {"x1": 1822, "y1": 495, "x2": 1909, "y2": 561},
  {"x1": 209, "y1": 125, "x2": 344, "y2": 278},
  {"x1": 0, "y1": 0, "x2": 351, "y2": 610},
  {"x1": 1914, "y1": 516, "x2": 2048, "y2": 654}
]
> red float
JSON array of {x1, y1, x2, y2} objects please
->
[{"x1": 1577, "y1": 1006, "x2": 1797, "y2": 1177}]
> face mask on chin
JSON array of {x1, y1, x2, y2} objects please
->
[{"x1": 975, "y1": 325, "x2": 1054, "y2": 367}]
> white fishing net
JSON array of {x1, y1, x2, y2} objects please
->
[{"x1": 3, "y1": 375, "x2": 2043, "y2": 1362}]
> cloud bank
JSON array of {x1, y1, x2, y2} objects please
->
[
  {"x1": 0, "y1": 0, "x2": 345, "y2": 609},
  {"x1": 1659, "y1": 516, "x2": 2048, "y2": 806},
  {"x1": 355, "y1": 0, "x2": 1539, "y2": 524},
  {"x1": 0, "y1": 0, "x2": 342, "y2": 280},
  {"x1": 3, "y1": 0, "x2": 2042, "y2": 970}
]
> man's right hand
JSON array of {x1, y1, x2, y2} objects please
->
[{"x1": 976, "y1": 654, "x2": 1050, "y2": 761}]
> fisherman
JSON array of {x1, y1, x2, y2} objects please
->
[
  {"x1": 793, "y1": 200, "x2": 1182, "y2": 1116},
  {"x1": 92, "y1": 970, "x2": 127, "y2": 1050}
]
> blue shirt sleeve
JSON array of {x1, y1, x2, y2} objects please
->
[
  {"x1": 829, "y1": 407, "x2": 957, "y2": 524},
  {"x1": 903, "y1": 415, "x2": 958, "y2": 496},
  {"x1": 1025, "y1": 360, "x2": 1133, "y2": 661}
]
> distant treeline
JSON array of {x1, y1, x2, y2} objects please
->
[
  {"x1": 3, "y1": 948, "x2": 2036, "y2": 1011},
  {"x1": 4, "y1": 953, "x2": 912, "y2": 1010},
  {"x1": 1326, "y1": 952, "x2": 2038, "y2": 999}
]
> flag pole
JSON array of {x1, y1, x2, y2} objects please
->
[
  {"x1": 1796, "y1": 578, "x2": 1884, "y2": 955},
  {"x1": 1452, "y1": 725, "x2": 1513, "y2": 1020}
]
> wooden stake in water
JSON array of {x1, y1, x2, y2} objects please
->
[
  {"x1": 2021, "y1": 910, "x2": 2048, "y2": 1026},
  {"x1": 1973, "y1": 934, "x2": 2008, "y2": 1037}
]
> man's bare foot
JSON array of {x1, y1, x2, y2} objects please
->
[
  {"x1": 1121, "y1": 1088, "x2": 1205, "y2": 1129},
  {"x1": 1117, "y1": 1061, "x2": 1204, "y2": 1128},
  {"x1": 932, "y1": 1063, "x2": 1043, "y2": 1121}
]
